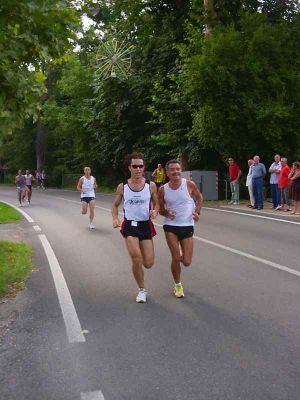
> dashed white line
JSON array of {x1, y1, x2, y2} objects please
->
[
  {"x1": 38, "y1": 234, "x2": 85, "y2": 343},
  {"x1": 33, "y1": 225, "x2": 41, "y2": 231},
  {"x1": 0, "y1": 200, "x2": 35, "y2": 222},
  {"x1": 81, "y1": 390, "x2": 105, "y2": 400}
]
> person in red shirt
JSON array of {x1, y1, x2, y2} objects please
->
[
  {"x1": 228, "y1": 157, "x2": 242, "y2": 205},
  {"x1": 278, "y1": 157, "x2": 292, "y2": 211}
]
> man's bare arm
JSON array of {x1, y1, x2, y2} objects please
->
[
  {"x1": 188, "y1": 180, "x2": 203, "y2": 217},
  {"x1": 111, "y1": 183, "x2": 123, "y2": 227},
  {"x1": 149, "y1": 181, "x2": 159, "y2": 218},
  {"x1": 77, "y1": 177, "x2": 83, "y2": 192},
  {"x1": 158, "y1": 186, "x2": 169, "y2": 216}
]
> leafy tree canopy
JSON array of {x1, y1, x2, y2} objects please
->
[{"x1": 0, "y1": 0, "x2": 81, "y2": 135}]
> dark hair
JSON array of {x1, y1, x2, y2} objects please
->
[
  {"x1": 165, "y1": 159, "x2": 180, "y2": 170},
  {"x1": 124, "y1": 152, "x2": 145, "y2": 167}
]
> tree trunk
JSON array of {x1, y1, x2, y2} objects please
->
[
  {"x1": 36, "y1": 122, "x2": 46, "y2": 172},
  {"x1": 177, "y1": 152, "x2": 189, "y2": 171},
  {"x1": 204, "y1": 0, "x2": 216, "y2": 36}
]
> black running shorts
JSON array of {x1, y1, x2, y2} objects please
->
[
  {"x1": 163, "y1": 225, "x2": 194, "y2": 241},
  {"x1": 81, "y1": 197, "x2": 95, "y2": 204},
  {"x1": 121, "y1": 219, "x2": 157, "y2": 241}
]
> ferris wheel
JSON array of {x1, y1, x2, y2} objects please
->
[{"x1": 95, "y1": 37, "x2": 134, "y2": 80}]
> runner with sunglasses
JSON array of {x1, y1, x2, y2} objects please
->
[{"x1": 111, "y1": 152, "x2": 159, "y2": 303}]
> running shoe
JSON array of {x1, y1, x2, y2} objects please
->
[
  {"x1": 89, "y1": 223, "x2": 95, "y2": 229},
  {"x1": 174, "y1": 283, "x2": 185, "y2": 298},
  {"x1": 136, "y1": 289, "x2": 147, "y2": 303}
]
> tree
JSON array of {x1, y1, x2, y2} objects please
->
[
  {"x1": 0, "y1": 0, "x2": 80, "y2": 135},
  {"x1": 180, "y1": 12, "x2": 300, "y2": 163}
]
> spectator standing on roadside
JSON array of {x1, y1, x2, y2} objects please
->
[
  {"x1": 288, "y1": 162, "x2": 300, "y2": 215},
  {"x1": 268, "y1": 154, "x2": 282, "y2": 210},
  {"x1": 278, "y1": 158, "x2": 292, "y2": 212},
  {"x1": 228, "y1": 158, "x2": 241, "y2": 205},
  {"x1": 246, "y1": 159, "x2": 254, "y2": 208},
  {"x1": 152, "y1": 163, "x2": 165, "y2": 190},
  {"x1": 251, "y1": 156, "x2": 266, "y2": 210}
]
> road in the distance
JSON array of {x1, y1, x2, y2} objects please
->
[{"x1": 0, "y1": 187, "x2": 300, "y2": 400}]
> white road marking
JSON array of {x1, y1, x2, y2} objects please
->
[
  {"x1": 81, "y1": 390, "x2": 105, "y2": 400},
  {"x1": 39, "y1": 194, "x2": 300, "y2": 225},
  {"x1": 33, "y1": 225, "x2": 41, "y2": 231},
  {"x1": 153, "y1": 221, "x2": 300, "y2": 277},
  {"x1": 206, "y1": 206, "x2": 300, "y2": 225},
  {"x1": 193, "y1": 235, "x2": 300, "y2": 277},
  {"x1": 38, "y1": 194, "x2": 111, "y2": 212},
  {"x1": 32, "y1": 194, "x2": 300, "y2": 277},
  {"x1": 0, "y1": 200, "x2": 34, "y2": 222},
  {"x1": 38, "y1": 234, "x2": 85, "y2": 343}
]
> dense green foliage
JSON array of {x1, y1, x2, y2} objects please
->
[
  {"x1": 0, "y1": 0, "x2": 80, "y2": 134},
  {"x1": 1, "y1": 0, "x2": 300, "y2": 186}
]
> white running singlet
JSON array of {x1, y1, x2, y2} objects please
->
[
  {"x1": 25, "y1": 175, "x2": 33, "y2": 185},
  {"x1": 123, "y1": 181, "x2": 151, "y2": 221},
  {"x1": 163, "y1": 178, "x2": 195, "y2": 226},
  {"x1": 81, "y1": 176, "x2": 95, "y2": 198}
]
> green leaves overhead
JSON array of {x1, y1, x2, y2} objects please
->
[
  {"x1": 2, "y1": 0, "x2": 300, "y2": 183},
  {"x1": 0, "y1": 0, "x2": 80, "y2": 135}
]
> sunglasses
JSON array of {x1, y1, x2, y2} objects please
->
[{"x1": 131, "y1": 164, "x2": 144, "y2": 169}]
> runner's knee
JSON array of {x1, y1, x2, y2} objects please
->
[
  {"x1": 182, "y1": 258, "x2": 191, "y2": 267},
  {"x1": 143, "y1": 260, "x2": 154, "y2": 269},
  {"x1": 131, "y1": 254, "x2": 143, "y2": 266}
]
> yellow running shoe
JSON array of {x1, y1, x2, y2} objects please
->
[{"x1": 174, "y1": 283, "x2": 185, "y2": 298}]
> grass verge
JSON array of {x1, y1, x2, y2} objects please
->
[
  {"x1": 0, "y1": 240, "x2": 34, "y2": 297},
  {"x1": 0, "y1": 202, "x2": 22, "y2": 224}
]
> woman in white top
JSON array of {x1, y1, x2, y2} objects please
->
[{"x1": 77, "y1": 166, "x2": 98, "y2": 229}]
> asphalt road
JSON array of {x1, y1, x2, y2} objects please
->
[{"x1": 0, "y1": 187, "x2": 300, "y2": 400}]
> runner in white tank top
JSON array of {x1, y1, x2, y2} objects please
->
[
  {"x1": 24, "y1": 170, "x2": 35, "y2": 204},
  {"x1": 158, "y1": 160, "x2": 203, "y2": 298},
  {"x1": 163, "y1": 178, "x2": 195, "y2": 226},
  {"x1": 77, "y1": 166, "x2": 98, "y2": 229},
  {"x1": 111, "y1": 152, "x2": 159, "y2": 303}
]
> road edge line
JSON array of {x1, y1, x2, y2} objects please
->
[{"x1": 38, "y1": 234, "x2": 85, "y2": 343}]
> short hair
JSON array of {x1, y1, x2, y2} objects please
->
[
  {"x1": 281, "y1": 157, "x2": 287, "y2": 163},
  {"x1": 124, "y1": 152, "x2": 145, "y2": 167},
  {"x1": 165, "y1": 159, "x2": 180, "y2": 170}
]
